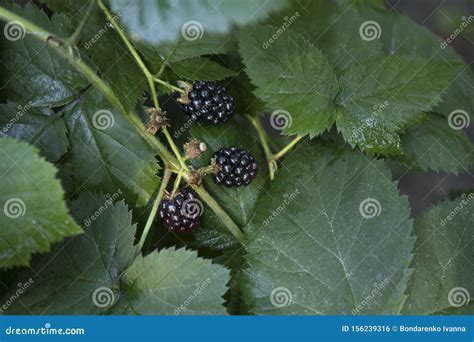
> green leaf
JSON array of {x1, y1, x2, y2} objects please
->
[
  {"x1": 168, "y1": 57, "x2": 237, "y2": 81},
  {"x1": 64, "y1": 89, "x2": 160, "y2": 206},
  {"x1": 188, "y1": 119, "x2": 267, "y2": 250},
  {"x1": 402, "y1": 195, "x2": 474, "y2": 314},
  {"x1": 3, "y1": 193, "x2": 138, "y2": 314},
  {"x1": 0, "y1": 3, "x2": 87, "y2": 107},
  {"x1": 336, "y1": 55, "x2": 460, "y2": 155},
  {"x1": 0, "y1": 137, "x2": 82, "y2": 268},
  {"x1": 363, "y1": 9, "x2": 473, "y2": 121},
  {"x1": 110, "y1": 0, "x2": 288, "y2": 45},
  {"x1": 238, "y1": 25, "x2": 339, "y2": 138},
  {"x1": 39, "y1": 0, "x2": 148, "y2": 112},
  {"x1": 0, "y1": 101, "x2": 68, "y2": 161},
  {"x1": 239, "y1": 142, "x2": 414, "y2": 314},
  {"x1": 113, "y1": 248, "x2": 230, "y2": 315},
  {"x1": 400, "y1": 113, "x2": 474, "y2": 174}
]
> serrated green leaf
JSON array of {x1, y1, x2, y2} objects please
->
[
  {"x1": 0, "y1": 137, "x2": 82, "y2": 268},
  {"x1": 0, "y1": 101, "x2": 68, "y2": 161},
  {"x1": 239, "y1": 142, "x2": 414, "y2": 314},
  {"x1": 238, "y1": 25, "x2": 339, "y2": 138},
  {"x1": 113, "y1": 248, "x2": 230, "y2": 315},
  {"x1": 64, "y1": 89, "x2": 160, "y2": 206},
  {"x1": 168, "y1": 57, "x2": 237, "y2": 81},
  {"x1": 336, "y1": 55, "x2": 460, "y2": 155},
  {"x1": 3, "y1": 193, "x2": 137, "y2": 314},
  {"x1": 362, "y1": 9, "x2": 473, "y2": 121},
  {"x1": 400, "y1": 113, "x2": 474, "y2": 174},
  {"x1": 0, "y1": 3, "x2": 87, "y2": 107},
  {"x1": 110, "y1": 0, "x2": 287, "y2": 46},
  {"x1": 402, "y1": 195, "x2": 474, "y2": 314},
  {"x1": 39, "y1": 0, "x2": 148, "y2": 112}
]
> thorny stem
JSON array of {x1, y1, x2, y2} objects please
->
[
  {"x1": 0, "y1": 5, "x2": 245, "y2": 246},
  {"x1": 64, "y1": 0, "x2": 95, "y2": 46},
  {"x1": 249, "y1": 116, "x2": 303, "y2": 180},
  {"x1": 138, "y1": 168, "x2": 172, "y2": 250},
  {"x1": 98, "y1": 0, "x2": 187, "y2": 170}
]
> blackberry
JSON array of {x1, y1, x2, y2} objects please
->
[
  {"x1": 212, "y1": 147, "x2": 258, "y2": 187},
  {"x1": 159, "y1": 189, "x2": 202, "y2": 232},
  {"x1": 181, "y1": 81, "x2": 234, "y2": 124}
]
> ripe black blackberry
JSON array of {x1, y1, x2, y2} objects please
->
[
  {"x1": 180, "y1": 81, "x2": 234, "y2": 124},
  {"x1": 212, "y1": 147, "x2": 258, "y2": 187},
  {"x1": 159, "y1": 189, "x2": 201, "y2": 232}
]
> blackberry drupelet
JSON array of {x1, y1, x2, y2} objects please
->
[
  {"x1": 181, "y1": 81, "x2": 234, "y2": 124},
  {"x1": 212, "y1": 146, "x2": 258, "y2": 187},
  {"x1": 159, "y1": 189, "x2": 201, "y2": 232}
]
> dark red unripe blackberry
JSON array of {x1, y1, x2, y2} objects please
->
[
  {"x1": 181, "y1": 81, "x2": 234, "y2": 124},
  {"x1": 212, "y1": 147, "x2": 258, "y2": 187},
  {"x1": 159, "y1": 189, "x2": 202, "y2": 232}
]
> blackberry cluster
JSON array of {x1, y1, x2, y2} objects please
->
[
  {"x1": 159, "y1": 189, "x2": 201, "y2": 232},
  {"x1": 212, "y1": 147, "x2": 258, "y2": 187},
  {"x1": 181, "y1": 81, "x2": 234, "y2": 124}
]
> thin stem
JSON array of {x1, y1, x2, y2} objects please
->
[
  {"x1": 192, "y1": 185, "x2": 245, "y2": 245},
  {"x1": 153, "y1": 77, "x2": 184, "y2": 93},
  {"x1": 98, "y1": 0, "x2": 186, "y2": 169},
  {"x1": 0, "y1": 6, "x2": 180, "y2": 170},
  {"x1": 170, "y1": 172, "x2": 183, "y2": 197},
  {"x1": 249, "y1": 115, "x2": 276, "y2": 180},
  {"x1": 64, "y1": 0, "x2": 96, "y2": 46},
  {"x1": 138, "y1": 168, "x2": 172, "y2": 250},
  {"x1": 272, "y1": 136, "x2": 303, "y2": 160}
]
